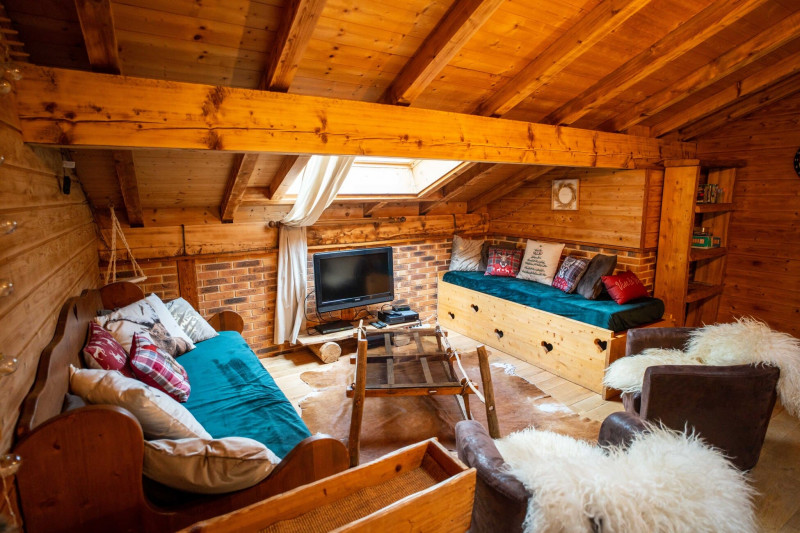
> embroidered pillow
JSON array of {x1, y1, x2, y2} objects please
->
[
  {"x1": 145, "y1": 294, "x2": 195, "y2": 354},
  {"x1": 94, "y1": 299, "x2": 188, "y2": 357},
  {"x1": 130, "y1": 333, "x2": 191, "y2": 403},
  {"x1": 552, "y1": 256, "x2": 590, "y2": 293},
  {"x1": 69, "y1": 366, "x2": 209, "y2": 440},
  {"x1": 165, "y1": 298, "x2": 218, "y2": 343},
  {"x1": 143, "y1": 437, "x2": 280, "y2": 494},
  {"x1": 485, "y1": 247, "x2": 523, "y2": 277},
  {"x1": 449, "y1": 235, "x2": 486, "y2": 272},
  {"x1": 575, "y1": 254, "x2": 618, "y2": 300},
  {"x1": 602, "y1": 271, "x2": 650, "y2": 304},
  {"x1": 82, "y1": 322, "x2": 136, "y2": 378},
  {"x1": 516, "y1": 240, "x2": 566, "y2": 284}
]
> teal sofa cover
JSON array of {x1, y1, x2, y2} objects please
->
[
  {"x1": 442, "y1": 271, "x2": 664, "y2": 332},
  {"x1": 179, "y1": 331, "x2": 311, "y2": 458}
]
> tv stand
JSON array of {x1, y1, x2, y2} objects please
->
[{"x1": 315, "y1": 320, "x2": 354, "y2": 335}]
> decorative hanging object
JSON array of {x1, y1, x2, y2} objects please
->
[
  {"x1": 104, "y1": 206, "x2": 147, "y2": 285},
  {"x1": 1, "y1": 453, "x2": 22, "y2": 532},
  {"x1": 0, "y1": 42, "x2": 21, "y2": 96}
]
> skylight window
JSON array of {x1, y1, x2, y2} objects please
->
[{"x1": 285, "y1": 156, "x2": 462, "y2": 198}]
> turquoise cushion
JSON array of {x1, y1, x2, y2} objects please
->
[
  {"x1": 442, "y1": 271, "x2": 664, "y2": 332},
  {"x1": 179, "y1": 331, "x2": 311, "y2": 458}
]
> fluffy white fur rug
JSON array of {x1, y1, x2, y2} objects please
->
[
  {"x1": 604, "y1": 318, "x2": 800, "y2": 417},
  {"x1": 496, "y1": 426, "x2": 756, "y2": 533}
]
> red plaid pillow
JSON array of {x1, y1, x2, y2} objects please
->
[
  {"x1": 83, "y1": 322, "x2": 135, "y2": 378},
  {"x1": 601, "y1": 271, "x2": 650, "y2": 304},
  {"x1": 485, "y1": 247, "x2": 523, "y2": 277},
  {"x1": 130, "y1": 333, "x2": 191, "y2": 402}
]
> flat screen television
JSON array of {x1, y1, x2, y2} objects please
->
[{"x1": 313, "y1": 246, "x2": 394, "y2": 314}]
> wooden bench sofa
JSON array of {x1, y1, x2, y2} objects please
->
[
  {"x1": 437, "y1": 272, "x2": 668, "y2": 399},
  {"x1": 13, "y1": 282, "x2": 348, "y2": 533}
]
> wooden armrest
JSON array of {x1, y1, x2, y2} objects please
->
[{"x1": 208, "y1": 310, "x2": 245, "y2": 333}]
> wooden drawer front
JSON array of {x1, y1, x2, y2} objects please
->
[{"x1": 438, "y1": 280, "x2": 617, "y2": 394}]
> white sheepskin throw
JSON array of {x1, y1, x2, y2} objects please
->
[
  {"x1": 604, "y1": 318, "x2": 800, "y2": 416},
  {"x1": 496, "y1": 426, "x2": 756, "y2": 533}
]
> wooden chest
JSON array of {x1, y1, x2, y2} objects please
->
[{"x1": 437, "y1": 272, "x2": 627, "y2": 399}]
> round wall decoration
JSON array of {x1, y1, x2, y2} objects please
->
[
  {"x1": 794, "y1": 147, "x2": 800, "y2": 178},
  {"x1": 552, "y1": 178, "x2": 579, "y2": 210}
]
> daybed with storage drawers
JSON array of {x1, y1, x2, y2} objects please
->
[
  {"x1": 13, "y1": 282, "x2": 348, "y2": 533},
  {"x1": 437, "y1": 271, "x2": 667, "y2": 399}
]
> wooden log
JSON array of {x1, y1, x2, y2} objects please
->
[
  {"x1": 476, "y1": 345, "x2": 500, "y2": 439},
  {"x1": 16, "y1": 66, "x2": 693, "y2": 167},
  {"x1": 308, "y1": 341, "x2": 342, "y2": 364}
]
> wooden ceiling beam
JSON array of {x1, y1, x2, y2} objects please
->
[
  {"x1": 475, "y1": 0, "x2": 651, "y2": 117},
  {"x1": 363, "y1": 202, "x2": 387, "y2": 217},
  {"x1": 268, "y1": 155, "x2": 312, "y2": 199},
  {"x1": 112, "y1": 150, "x2": 143, "y2": 227},
  {"x1": 380, "y1": 0, "x2": 505, "y2": 106},
  {"x1": 467, "y1": 166, "x2": 554, "y2": 212},
  {"x1": 653, "y1": 55, "x2": 800, "y2": 138},
  {"x1": 220, "y1": 153, "x2": 260, "y2": 223},
  {"x1": 260, "y1": 0, "x2": 326, "y2": 91},
  {"x1": 605, "y1": 11, "x2": 800, "y2": 133},
  {"x1": 74, "y1": 0, "x2": 120, "y2": 74},
  {"x1": 17, "y1": 66, "x2": 692, "y2": 168},
  {"x1": 420, "y1": 163, "x2": 495, "y2": 214},
  {"x1": 671, "y1": 72, "x2": 800, "y2": 141},
  {"x1": 543, "y1": 0, "x2": 771, "y2": 126}
]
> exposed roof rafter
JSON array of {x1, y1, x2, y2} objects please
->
[
  {"x1": 112, "y1": 150, "x2": 143, "y2": 227},
  {"x1": 268, "y1": 155, "x2": 312, "y2": 199},
  {"x1": 474, "y1": 0, "x2": 651, "y2": 117},
  {"x1": 74, "y1": 0, "x2": 120, "y2": 74},
  {"x1": 543, "y1": 0, "x2": 771, "y2": 126},
  {"x1": 380, "y1": 0, "x2": 505, "y2": 106},
  {"x1": 220, "y1": 154, "x2": 260, "y2": 223}
]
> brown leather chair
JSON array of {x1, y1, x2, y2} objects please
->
[
  {"x1": 455, "y1": 416, "x2": 648, "y2": 533},
  {"x1": 616, "y1": 327, "x2": 780, "y2": 471}
]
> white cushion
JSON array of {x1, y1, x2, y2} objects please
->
[
  {"x1": 516, "y1": 240, "x2": 566, "y2": 284},
  {"x1": 143, "y1": 437, "x2": 280, "y2": 494},
  {"x1": 145, "y1": 294, "x2": 196, "y2": 353},
  {"x1": 165, "y1": 298, "x2": 218, "y2": 343},
  {"x1": 449, "y1": 235, "x2": 486, "y2": 271},
  {"x1": 69, "y1": 366, "x2": 210, "y2": 440},
  {"x1": 94, "y1": 299, "x2": 191, "y2": 357}
]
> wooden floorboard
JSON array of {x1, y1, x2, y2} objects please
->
[{"x1": 261, "y1": 329, "x2": 800, "y2": 531}]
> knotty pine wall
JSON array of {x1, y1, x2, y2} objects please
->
[
  {"x1": 107, "y1": 213, "x2": 487, "y2": 355},
  {"x1": 0, "y1": 92, "x2": 100, "y2": 523},
  {"x1": 696, "y1": 92, "x2": 800, "y2": 337}
]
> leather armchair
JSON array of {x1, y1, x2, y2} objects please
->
[
  {"x1": 618, "y1": 327, "x2": 780, "y2": 470},
  {"x1": 456, "y1": 416, "x2": 648, "y2": 533}
]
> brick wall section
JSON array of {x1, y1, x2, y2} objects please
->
[
  {"x1": 305, "y1": 238, "x2": 452, "y2": 326},
  {"x1": 488, "y1": 236, "x2": 657, "y2": 292},
  {"x1": 113, "y1": 259, "x2": 179, "y2": 300}
]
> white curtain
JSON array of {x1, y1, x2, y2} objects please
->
[{"x1": 274, "y1": 155, "x2": 355, "y2": 344}]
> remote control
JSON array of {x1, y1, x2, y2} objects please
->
[{"x1": 370, "y1": 320, "x2": 387, "y2": 328}]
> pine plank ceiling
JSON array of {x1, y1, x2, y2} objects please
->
[{"x1": 4, "y1": 0, "x2": 800, "y2": 223}]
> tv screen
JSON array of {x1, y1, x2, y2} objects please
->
[{"x1": 313, "y1": 247, "x2": 394, "y2": 313}]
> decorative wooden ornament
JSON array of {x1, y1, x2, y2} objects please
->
[{"x1": 552, "y1": 178, "x2": 579, "y2": 210}]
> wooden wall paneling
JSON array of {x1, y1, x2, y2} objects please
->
[
  {"x1": 467, "y1": 165, "x2": 554, "y2": 212},
  {"x1": 379, "y1": 0, "x2": 505, "y2": 106},
  {"x1": 664, "y1": 67, "x2": 800, "y2": 140},
  {"x1": 475, "y1": 0, "x2": 651, "y2": 117},
  {"x1": 176, "y1": 258, "x2": 199, "y2": 310},
  {"x1": 183, "y1": 223, "x2": 279, "y2": 255},
  {"x1": 653, "y1": 162, "x2": 700, "y2": 326},
  {"x1": 642, "y1": 168, "x2": 664, "y2": 250},
  {"x1": 543, "y1": 0, "x2": 771, "y2": 126},
  {"x1": 604, "y1": 9, "x2": 800, "y2": 132},
  {"x1": 260, "y1": 0, "x2": 326, "y2": 91},
  {"x1": 220, "y1": 153, "x2": 259, "y2": 222},
  {"x1": 16, "y1": 66, "x2": 693, "y2": 167},
  {"x1": 98, "y1": 225, "x2": 184, "y2": 260}
]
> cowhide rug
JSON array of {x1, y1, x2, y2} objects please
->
[{"x1": 299, "y1": 347, "x2": 601, "y2": 463}]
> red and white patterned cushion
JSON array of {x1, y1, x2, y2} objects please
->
[
  {"x1": 83, "y1": 322, "x2": 135, "y2": 378},
  {"x1": 130, "y1": 333, "x2": 191, "y2": 403},
  {"x1": 484, "y1": 247, "x2": 523, "y2": 277}
]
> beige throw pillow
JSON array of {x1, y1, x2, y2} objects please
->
[
  {"x1": 516, "y1": 240, "x2": 566, "y2": 284},
  {"x1": 143, "y1": 437, "x2": 280, "y2": 494},
  {"x1": 145, "y1": 294, "x2": 196, "y2": 353},
  {"x1": 449, "y1": 235, "x2": 486, "y2": 272},
  {"x1": 69, "y1": 366, "x2": 210, "y2": 440}
]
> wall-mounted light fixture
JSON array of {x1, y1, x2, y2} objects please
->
[
  {"x1": 0, "y1": 43, "x2": 22, "y2": 95},
  {"x1": 0, "y1": 280, "x2": 13, "y2": 297},
  {"x1": 0, "y1": 353, "x2": 18, "y2": 376},
  {"x1": 1, "y1": 220, "x2": 15, "y2": 234}
]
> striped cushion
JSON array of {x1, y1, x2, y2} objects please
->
[{"x1": 130, "y1": 333, "x2": 191, "y2": 402}]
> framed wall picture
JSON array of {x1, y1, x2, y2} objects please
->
[{"x1": 552, "y1": 178, "x2": 579, "y2": 210}]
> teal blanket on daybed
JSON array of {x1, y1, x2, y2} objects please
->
[
  {"x1": 442, "y1": 271, "x2": 664, "y2": 332},
  {"x1": 179, "y1": 331, "x2": 311, "y2": 458}
]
